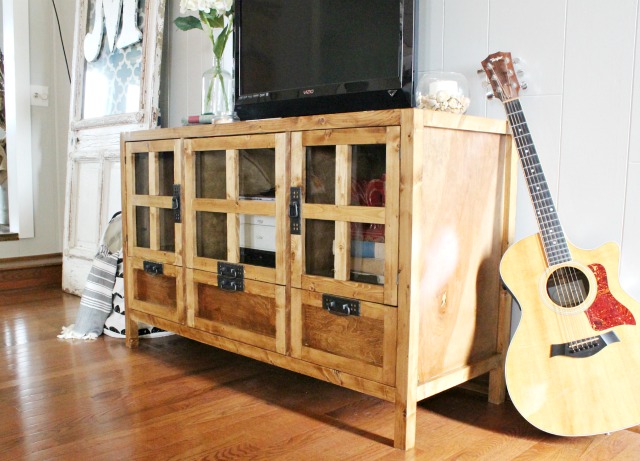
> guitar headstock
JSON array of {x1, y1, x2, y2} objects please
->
[{"x1": 481, "y1": 51, "x2": 521, "y2": 102}]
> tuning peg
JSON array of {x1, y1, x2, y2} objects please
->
[
  {"x1": 520, "y1": 81, "x2": 528, "y2": 90},
  {"x1": 486, "y1": 92, "x2": 495, "y2": 100},
  {"x1": 517, "y1": 69, "x2": 525, "y2": 78},
  {"x1": 477, "y1": 68, "x2": 486, "y2": 75},
  {"x1": 481, "y1": 79, "x2": 491, "y2": 89},
  {"x1": 514, "y1": 58, "x2": 525, "y2": 76}
]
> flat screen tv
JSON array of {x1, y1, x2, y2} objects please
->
[{"x1": 234, "y1": 0, "x2": 416, "y2": 120}]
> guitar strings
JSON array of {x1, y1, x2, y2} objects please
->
[
  {"x1": 506, "y1": 99, "x2": 587, "y2": 326},
  {"x1": 506, "y1": 99, "x2": 578, "y2": 301},
  {"x1": 506, "y1": 100, "x2": 584, "y2": 346},
  {"x1": 505, "y1": 98, "x2": 590, "y2": 348},
  {"x1": 493, "y1": 58, "x2": 593, "y2": 347},
  {"x1": 505, "y1": 102, "x2": 569, "y2": 310},
  {"x1": 489, "y1": 58, "x2": 589, "y2": 344}
]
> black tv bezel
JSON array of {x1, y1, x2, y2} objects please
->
[{"x1": 233, "y1": 0, "x2": 417, "y2": 120}]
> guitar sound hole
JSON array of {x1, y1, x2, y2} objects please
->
[{"x1": 546, "y1": 266, "x2": 591, "y2": 308}]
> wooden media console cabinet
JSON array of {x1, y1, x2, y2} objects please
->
[{"x1": 120, "y1": 109, "x2": 515, "y2": 450}]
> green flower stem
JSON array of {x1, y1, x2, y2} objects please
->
[
  {"x1": 218, "y1": 71, "x2": 229, "y2": 112},
  {"x1": 204, "y1": 72, "x2": 214, "y2": 113}
]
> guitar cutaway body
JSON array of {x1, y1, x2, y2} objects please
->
[{"x1": 501, "y1": 234, "x2": 640, "y2": 436}]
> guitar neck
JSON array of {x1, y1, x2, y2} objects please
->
[{"x1": 504, "y1": 98, "x2": 571, "y2": 266}]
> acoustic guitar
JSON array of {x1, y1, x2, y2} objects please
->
[{"x1": 481, "y1": 51, "x2": 640, "y2": 436}]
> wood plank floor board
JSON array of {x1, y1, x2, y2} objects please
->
[
  {"x1": 2, "y1": 287, "x2": 640, "y2": 460},
  {"x1": 416, "y1": 392, "x2": 545, "y2": 460},
  {"x1": 10, "y1": 358, "x2": 272, "y2": 451},
  {"x1": 577, "y1": 434, "x2": 634, "y2": 461}
]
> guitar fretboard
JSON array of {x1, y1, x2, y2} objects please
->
[{"x1": 504, "y1": 99, "x2": 571, "y2": 266}]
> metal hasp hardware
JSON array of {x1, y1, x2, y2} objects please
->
[
  {"x1": 172, "y1": 184, "x2": 181, "y2": 223},
  {"x1": 322, "y1": 294, "x2": 360, "y2": 317},
  {"x1": 143, "y1": 261, "x2": 163, "y2": 276},
  {"x1": 217, "y1": 262, "x2": 244, "y2": 292},
  {"x1": 289, "y1": 187, "x2": 301, "y2": 235}
]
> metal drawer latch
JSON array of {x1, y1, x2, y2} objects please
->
[
  {"x1": 217, "y1": 262, "x2": 244, "y2": 292},
  {"x1": 172, "y1": 184, "x2": 181, "y2": 223},
  {"x1": 143, "y1": 261, "x2": 163, "y2": 276},
  {"x1": 289, "y1": 187, "x2": 301, "y2": 235},
  {"x1": 322, "y1": 294, "x2": 360, "y2": 317}
]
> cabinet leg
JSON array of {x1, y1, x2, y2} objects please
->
[
  {"x1": 488, "y1": 365, "x2": 507, "y2": 404},
  {"x1": 125, "y1": 312, "x2": 139, "y2": 349},
  {"x1": 488, "y1": 289, "x2": 512, "y2": 404},
  {"x1": 393, "y1": 398, "x2": 417, "y2": 450}
]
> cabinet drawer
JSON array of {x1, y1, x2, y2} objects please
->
[
  {"x1": 291, "y1": 289, "x2": 397, "y2": 386},
  {"x1": 188, "y1": 269, "x2": 287, "y2": 354},
  {"x1": 239, "y1": 223, "x2": 277, "y2": 252},
  {"x1": 239, "y1": 214, "x2": 276, "y2": 227},
  {"x1": 126, "y1": 257, "x2": 184, "y2": 324}
]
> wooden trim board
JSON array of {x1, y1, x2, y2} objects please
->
[{"x1": 0, "y1": 253, "x2": 63, "y2": 291}]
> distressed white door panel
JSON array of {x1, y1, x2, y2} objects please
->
[
  {"x1": 558, "y1": 0, "x2": 635, "y2": 249},
  {"x1": 70, "y1": 160, "x2": 101, "y2": 256},
  {"x1": 620, "y1": 162, "x2": 640, "y2": 300},
  {"x1": 104, "y1": 160, "x2": 122, "y2": 222},
  {"x1": 63, "y1": 0, "x2": 165, "y2": 294},
  {"x1": 489, "y1": 0, "x2": 566, "y2": 96},
  {"x1": 62, "y1": 255, "x2": 93, "y2": 296},
  {"x1": 442, "y1": 0, "x2": 490, "y2": 118},
  {"x1": 73, "y1": 128, "x2": 123, "y2": 153}
]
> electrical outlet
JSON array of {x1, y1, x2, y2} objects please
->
[{"x1": 31, "y1": 85, "x2": 49, "y2": 107}]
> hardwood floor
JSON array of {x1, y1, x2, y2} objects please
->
[{"x1": 2, "y1": 287, "x2": 640, "y2": 460}]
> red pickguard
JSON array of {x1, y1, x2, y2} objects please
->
[{"x1": 585, "y1": 263, "x2": 636, "y2": 330}]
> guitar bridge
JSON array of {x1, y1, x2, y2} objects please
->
[{"x1": 550, "y1": 331, "x2": 620, "y2": 358}]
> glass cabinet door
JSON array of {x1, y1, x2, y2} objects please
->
[
  {"x1": 123, "y1": 139, "x2": 182, "y2": 266},
  {"x1": 184, "y1": 133, "x2": 289, "y2": 286},
  {"x1": 291, "y1": 127, "x2": 400, "y2": 306}
]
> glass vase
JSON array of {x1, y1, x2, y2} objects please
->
[{"x1": 202, "y1": 57, "x2": 235, "y2": 122}]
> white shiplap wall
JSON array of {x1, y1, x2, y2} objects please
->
[
  {"x1": 421, "y1": 0, "x2": 640, "y2": 305},
  {"x1": 161, "y1": 0, "x2": 640, "y2": 304}
]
